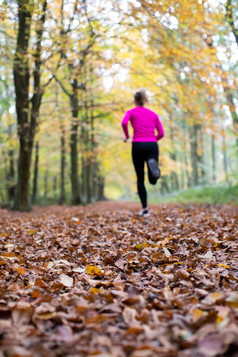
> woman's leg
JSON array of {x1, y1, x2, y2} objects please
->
[
  {"x1": 146, "y1": 142, "x2": 159, "y2": 185},
  {"x1": 132, "y1": 143, "x2": 147, "y2": 208}
]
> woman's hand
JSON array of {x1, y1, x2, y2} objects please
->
[{"x1": 123, "y1": 137, "x2": 129, "y2": 143}]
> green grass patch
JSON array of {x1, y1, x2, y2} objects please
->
[{"x1": 148, "y1": 184, "x2": 238, "y2": 205}]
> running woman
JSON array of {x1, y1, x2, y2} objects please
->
[{"x1": 122, "y1": 89, "x2": 164, "y2": 217}]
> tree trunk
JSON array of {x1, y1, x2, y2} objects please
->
[
  {"x1": 222, "y1": 128, "x2": 229, "y2": 183},
  {"x1": 13, "y1": 1, "x2": 32, "y2": 211},
  {"x1": 169, "y1": 115, "x2": 179, "y2": 191},
  {"x1": 55, "y1": 83, "x2": 66, "y2": 205},
  {"x1": 211, "y1": 134, "x2": 216, "y2": 183},
  {"x1": 182, "y1": 119, "x2": 191, "y2": 188},
  {"x1": 44, "y1": 169, "x2": 48, "y2": 199},
  {"x1": 197, "y1": 126, "x2": 205, "y2": 182},
  {"x1": 70, "y1": 82, "x2": 81, "y2": 205},
  {"x1": 13, "y1": 0, "x2": 47, "y2": 211},
  {"x1": 53, "y1": 176, "x2": 57, "y2": 197},
  {"x1": 226, "y1": 0, "x2": 238, "y2": 46},
  {"x1": 190, "y1": 123, "x2": 199, "y2": 186},
  {"x1": 32, "y1": 141, "x2": 39, "y2": 204},
  {"x1": 160, "y1": 176, "x2": 170, "y2": 194},
  {"x1": 225, "y1": 91, "x2": 238, "y2": 150},
  {"x1": 97, "y1": 175, "x2": 105, "y2": 201},
  {"x1": 81, "y1": 157, "x2": 87, "y2": 203},
  {"x1": 59, "y1": 127, "x2": 66, "y2": 205},
  {"x1": 179, "y1": 151, "x2": 185, "y2": 190},
  {"x1": 7, "y1": 149, "x2": 15, "y2": 202}
]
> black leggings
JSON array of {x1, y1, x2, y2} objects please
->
[{"x1": 132, "y1": 142, "x2": 159, "y2": 209}]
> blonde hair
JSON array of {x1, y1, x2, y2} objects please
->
[{"x1": 134, "y1": 89, "x2": 148, "y2": 106}]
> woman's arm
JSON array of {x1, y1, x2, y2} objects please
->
[
  {"x1": 121, "y1": 111, "x2": 131, "y2": 139},
  {"x1": 156, "y1": 116, "x2": 164, "y2": 141}
]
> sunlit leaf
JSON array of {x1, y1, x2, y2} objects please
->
[{"x1": 86, "y1": 265, "x2": 103, "y2": 276}]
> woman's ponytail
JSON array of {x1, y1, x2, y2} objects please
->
[{"x1": 134, "y1": 89, "x2": 148, "y2": 106}]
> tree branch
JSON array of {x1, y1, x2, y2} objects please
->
[{"x1": 226, "y1": 0, "x2": 238, "y2": 46}]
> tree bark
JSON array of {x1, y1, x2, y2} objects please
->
[
  {"x1": 211, "y1": 134, "x2": 216, "y2": 183},
  {"x1": 32, "y1": 141, "x2": 39, "y2": 204},
  {"x1": 97, "y1": 175, "x2": 105, "y2": 201},
  {"x1": 59, "y1": 127, "x2": 66, "y2": 205},
  {"x1": 55, "y1": 82, "x2": 66, "y2": 205},
  {"x1": 6, "y1": 149, "x2": 15, "y2": 202},
  {"x1": 70, "y1": 83, "x2": 81, "y2": 205},
  {"x1": 13, "y1": 0, "x2": 32, "y2": 211},
  {"x1": 13, "y1": 0, "x2": 47, "y2": 211},
  {"x1": 190, "y1": 123, "x2": 199, "y2": 186},
  {"x1": 44, "y1": 169, "x2": 48, "y2": 199},
  {"x1": 169, "y1": 116, "x2": 179, "y2": 191},
  {"x1": 222, "y1": 128, "x2": 229, "y2": 183},
  {"x1": 182, "y1": 118, "x2": 191, "y2": 188}
]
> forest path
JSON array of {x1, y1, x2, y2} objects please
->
[{"x1": 0, "y1": 202, "x2": 237, "y2": 356}]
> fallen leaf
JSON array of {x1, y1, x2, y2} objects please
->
[
  {"x1": 86, "y1": 265, "x2": 103, "y2": 276},
  {"x1": 59, "y1": 274, "x2": 74, "y2": 287}
]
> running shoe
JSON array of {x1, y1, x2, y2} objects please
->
[
  {"x1": 139, "y1": 208, "x2": 150, "y2": 218},
  {"x1": 148, "y1": 158, "x2": 161, "y2": 179}
]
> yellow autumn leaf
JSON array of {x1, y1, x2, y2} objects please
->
[
  {"x1": 173, "y1": 262, "x2": 184, "y2": 265},
  {"x1": 191, "y1": 309, "x2": 208, "y2": 322},
  {"x1": 90, "y1": 287, "x2": 105, "y2": 294},
  {"x1": 86, "y1": 265, "x2": 103, "y2": 276},
  {"x1": 143, "y1": 243, "x2": 150, "y2": 248},
  {"x1": 217, "y1": 264, "x2": 231, "y2": 269},
  {"x1": 27, "y1": 230, "x2": 36, "y2": 234},
  {"x1": 35, "y1": 312, "x2": 55, "y2": 320},
  {"x1": 134, "y1": 244, "x2": 143, "y2": 251}
]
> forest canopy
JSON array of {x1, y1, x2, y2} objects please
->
[{"x1": 0, "y1": 0, "x2": 237, "y2": 210}]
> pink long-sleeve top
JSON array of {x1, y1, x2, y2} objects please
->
[{"x1": 122, "y1": 106, "x2": 164, "y2": 142}]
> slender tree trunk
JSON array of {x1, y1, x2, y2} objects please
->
[
  {"x1": 190, "y1": 123, "x2": 199, "y2": 186},
  {"x1": 53, "y1": 176, "x2": 57, "y2": 197},
  {"x1": 86, "y1": 163, "x2": 91, "y2": 203},
  {"x1": 70, "y1": 82, "x2": 81, "y2": 205},
  {"x1": 92, "y1": 161, "x2": 98, "y2": 200},
  {"x1": 81, "y1": 157, "x2": 86, "y2": 203},
  {"x1": 169, "y1": 116, "x2": 179, "y2": 191},
  {"x1": 211, "y1": 134, "x2": 216, "y2": 183},
  {"x1": 222, "y1": 128, "x2": 229, "y2": 183},
  {"x1": 226, "y1": 0, "x2": 238, "y2": 46},
  {"x1": 44, "y1": 169, "x2": 48, "y2": 199},
  {"x1": 55, "y1": 83, "x2": 66, "y2": 205},
  {"x1": 97, "y1": 175, "x2": 105, "y2": 201},
  {"x1": 7, "y1": 149, "x2": 15, "y2": 202},
  {"x1": 197, "y1": 125, "x2": 205, "y2": 183},
  {"x1": 180, "y1": 151, "x2": 185, "y2": 190},
  {"x1": 225, "y1": 92, "x2": 238, "y2": 149},
  {"x1": 32, "y1": 140, "x2": 39, "y2": 204},
  {"x1": 59, "y1": 127, "x2": 66, "y2": 204},
  {"x1": 182, "y1": 119, "x2": 191, "y2": 188}
]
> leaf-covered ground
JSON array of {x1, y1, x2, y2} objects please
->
[{"x1": 0, "y1": 202, "x2": 237, "y2": 357}]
